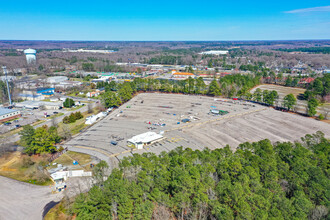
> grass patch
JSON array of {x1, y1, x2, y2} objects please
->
[
  {"x1": 0, "y1": 152, "x2": 52, "y2": 186},
  {"x1": 70, "y1": 77, "x2": 84, "y2": 82},
  {"x1": 48, "y1": 151, "x2": 92, "y2": 171},
  {"x1": 57, "y1": 117, "x2": 88, "y2": 136},
  {"x1": 66, "y1": 105, "x2": 84, "y2": 111},
  {"x1": 57, "y1": 108, "x2": 99, "y2": 136},
  {"x1": 33, "y1": 119, "x2": 46, "y2": 126},
  {"x1": 49, "y1": 113, "x2": 64, "y2": 119}
]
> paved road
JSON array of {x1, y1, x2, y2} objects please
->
[
  {"x1": 0, "y1": 176, "x2": 60, "y2": 220},
  {"x1": 0, "y1": 175, "x2": 94, "y2": 220}
]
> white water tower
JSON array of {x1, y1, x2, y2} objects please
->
[{"x1": 24, "y1": 48, "x2": 36, "y2": 64}]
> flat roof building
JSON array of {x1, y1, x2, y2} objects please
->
[
  {"x1": 15, "y1": 101, "x2": 62, "y2": 110},
  {"x1": 47, "y1": 76, "x2": 68, "y2": 84},
  {"x1": 127, "y1": 132, "x2": 163, "y2": 149},
  {"x1": 0, "y1": 108, "x2": 21, "y2": 123},
  {"x1": 199, "y1": 50, "x2": 229, "y2": 55},
  {"x1": 171, "y1": 72, "x2": 195, "y2": 80}
]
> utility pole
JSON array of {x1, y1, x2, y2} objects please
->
[{"x1": 2, "y1": 66, "x2": 12, "y2": 106}]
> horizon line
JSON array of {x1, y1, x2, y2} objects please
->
[{"x1": 0, "y1": 39, "x2": 330, "y2": 42}]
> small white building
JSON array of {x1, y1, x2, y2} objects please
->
[
  {"x1": 86, "y1": 91, "x2": 100, "y2": 97},
  {"x1": 127, "y1": 132, "x2": 164, "y2": 149}
]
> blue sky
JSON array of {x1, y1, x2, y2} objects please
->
[{"x1": 0, "y1": 0, "x2": 329, "y2": 40}]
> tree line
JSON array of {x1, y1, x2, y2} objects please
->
[
  {"x1": 304, "y1": 74, "x2": 330, "y2": 101},
  {"x1": 72, "y1": 132, "x2": 329, "y2": 220},
  {"x1": 99, "y1": 74, "x2": 261, "y2": 109},
  {"x1": 98, "y1": 75, "x2": 323, "y2": 117}
]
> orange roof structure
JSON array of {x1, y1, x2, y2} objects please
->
[{"x1": 172, "y1": 72, "x2": 194, "y2": 76}]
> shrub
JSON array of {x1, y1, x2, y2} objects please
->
[
  {"x1": 63, "y1": 112, "x2": 83, "y2": 124},
  {"x1": 318, "y1": 114, "x2": 324, "y2": 120},
  {"x1": 21, "y1": 156, "x2": 35, "y2": 168}
]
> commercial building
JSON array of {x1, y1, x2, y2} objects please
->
[
  {"x1": 47, "y1": 76, "x2": 68, "y2": 84},
  {"x1": 15, "y1": 101, "x2": 63, "y2": 110},
  {"x1": 171, "y1": 71, "x2": 195, "y2": 79},
  {"x1": 37, "y1": 88, "x2": 55, "y2": 97},
  {"x1": 199, "y1": 50, "x2": 229, "y2": 55},
  {"x1": 127, "y1": 132, "x2": 164, "y2": 149},
  {"x1": 55, "y1": 81, "x2": 82, "y2": 89},
  {"x1": 0, "y1": 108, "x2": 21, "y2": 123},
  {"x1": 18, "y1": 93, "x2": 44, "y2": 101}
]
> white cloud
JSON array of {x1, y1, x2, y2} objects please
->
[{"x1": 285, "y1": 6, "x2": 330, "y2": 13}]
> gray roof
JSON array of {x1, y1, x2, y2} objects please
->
[{"x1": 0, "y1": 107, "x2": 19, "y2": 116}]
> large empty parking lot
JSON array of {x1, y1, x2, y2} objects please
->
[{"x1": 65, "y1": 93, "x2": 330, "y2": 163}]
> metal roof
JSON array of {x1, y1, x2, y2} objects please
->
[
  {"x1": 128, "y1": 132, "x2": 163, "y2": 144},
  {"x1": 0, "y1": 107, "x2": 19, "y2": 116}
]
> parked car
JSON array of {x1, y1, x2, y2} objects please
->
[
  {"x1": 15, "y1": 124, "x2": 21, "y2": 128},
  {"x1": 53, "y1": 111, "x2": 59, "y2": 114},
  {"x1": 110, "y1": 140, "x2": 118, "y2": 145},
  {"x1": 4, "y1": 122, "x2": 11, "y2": 125}
]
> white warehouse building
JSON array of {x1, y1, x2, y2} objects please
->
[
  {"x1": 199, "y1": 50, "x2": 229, "y2": 55},
  {"x1": 127, "y1": 132, "x2": 164, "y2": 149},
  {"x1": 47, "y1": 76, "x2": 68, "y2": 84}
]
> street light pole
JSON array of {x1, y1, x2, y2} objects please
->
[{"x1": 2, "y1": 66, "x2": 12, "y2": 106}]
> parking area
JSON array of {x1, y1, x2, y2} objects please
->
[
  {"x1": 65, "y1": 93, "x2": 330, "y2": 162},
  {"x1": 0, "y1": 102, "x2": 88, "y2": 134}
]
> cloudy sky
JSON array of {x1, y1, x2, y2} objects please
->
[{"x1": 0, "y1": 0, "x2": 329, "y2": 40}]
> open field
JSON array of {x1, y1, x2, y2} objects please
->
[
  {"x1": 0, "y1": 152, "x2": 52, "y2": 185},
  {"x1": 250, "y1": 84, "x2": 330, "y2": 117},
  {"x1": 47, "y1": 151, "x2": 95, "y2": 171},
  {"x1": 65, "y1": 93, "x2": 330, "y2": 164}
]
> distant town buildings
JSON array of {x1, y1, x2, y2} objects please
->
[{"x1": 63, "y1": 49, "x2": 116, "y2": 54}]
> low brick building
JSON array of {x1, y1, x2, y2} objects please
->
[{"x1": 0, "y1": 108, "x2": 21, "y2": 123}]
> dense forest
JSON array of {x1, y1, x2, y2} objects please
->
[
  {"x1": 72, "y1": 132, "x2": 329, "y2": 220},
  {"x1": 276, "y1": 47, "x2": 330, "y2": 54},
  {"x1": 304, "y1": 74, "x2": 330, "y2": 100}
]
